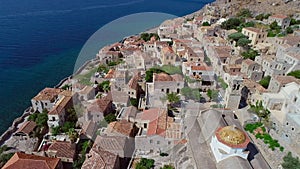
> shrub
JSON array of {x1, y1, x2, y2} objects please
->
[
  {"x1": 221, "y1": 18, "x2": 242, "y2": 30},
  {"x1": 259, "y1": 76, "x2": 271, "y2": 89},
  {"x1": 287, "y1": 70, "x2": 300, "y2": 79},
  {"x1": 202, "y1": 21, "x2": 211, "y2": 26},
  {"x1": 104, "y1": 114, "x2": 117, "y2": 124}
]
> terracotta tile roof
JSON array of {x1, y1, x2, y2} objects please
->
[
  {"x1": 243, "y1": 27, "x2": 265, "y2": 33},
  {"x1": 107, "y1": 120, "x2": 135, "y2": 137},
  {"x1": 82, "y1": 148, "x2": 118, "y2": 169},
  {"x1": 214, "y1": 46, "x2": 232, "y2": 58},
  {"x1": 16, "y1": 121, "x2": 37, "y2": 135},
  {"x1": 170, "y1": 74, "x2": 184, "y2": 81},
  {"x1": 48, "y1": 141, "x2": 75, "y2": 160},
  {"x1": 59, "y1": 90, "x2": 73, "y2": 97},
  {"x1": 2, "y1": 152, "x2": 60, "y2": 169},
  {"x1": 162, "y1": 46, "x2": 174, "y2": 54},
  {"x1": 81, "y1": 120, "x2": 97, "y2": 139},
  {"x1": 93, "y1": 135, "x2": 127, "y2": 155},
  {"x1": 242, "y1": 59, "x2": 255, "y2": 66},
  {"x1": 140, "y1": 108, "x2": 160, "y2": 121},
  {"x1": 87, "y1": 96, "x2": 112, "y2": 113},
  {"x1": 111, "y1": 90, "x2": 129, "y2": 104},
  {"x1": 33, "y1": 88, "x2": 62, "y2": 101},
  {"x1": 191, "y1": 65, "x2": 210, "y2": 71},
  {"x1": 270, "y1": 14, "x2": 288, "y2": 19},
  {"x1": 105, "y1": 69, "x2": 115, "y2": 79},
  {"x1": 48, "y1": 96, "x2": 72, "y2": 115},
  {"x1": 274, "y1": 75, "x2": 300, "y2": 85},
  {"x1": 146, "y1": 108, "x2": 168, "y2": 137},
  {"x1": 243, "y1": 79, "x2": 267, "y2": 93},
  {"x1": 154, "y1": 73, "x2": 174, "y2": 82},
  {"x1": 128, "y1": 72, "x2": 141, "y2": 90}
]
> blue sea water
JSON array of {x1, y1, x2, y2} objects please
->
[{"x1": 0, "y1": 0, "x2": 214, "y2": 134}]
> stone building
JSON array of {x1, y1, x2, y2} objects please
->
[
  {"x1": 242, "y1": 27, "x2": 267, "y2": 46},
  {"x1": 268, "y1": 14, "x2": 291, "y2": 29},
  {"x1": 241, "y1": 59, "x2": 263, "y2": 82},
  {"x1": 224, "y1": 76, "x2": 243, "y2": 109}
]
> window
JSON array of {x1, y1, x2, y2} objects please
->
[
  {"x1": 292, "y1": 128, "x2": 295, "y2": 131},
  {"x1": 294, "y1": 97, "x2": 298, "y2": 102},
  {"x1": 177, "y1": 89, "x2": 180, "y2": 94},
  {"x1": 162, "y1": 89, "x2": 164, "y2": 92},
  {"x1": 286, "y1": 122, "x2": 289, "y2": 125},
  {"x1": 157, "y1": 141, "x2": 160, "y2": 144},
  {"x1": 166, "y1": 88, "x2": 170, "y2": 93},
  {"x1": 150, "y1": 140, "x2": 153, "y2": 143}
]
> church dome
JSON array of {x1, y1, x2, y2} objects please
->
[{"x1": 216, "y1": 126, "x2": 249, "y2": 148}]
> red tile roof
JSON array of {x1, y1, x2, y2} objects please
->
[
  {"x1": 48, "y1": 95, "x2": 72, "y2": 115},
  {"x1": 16, "y1": 121, "x2": 37, "y2": 135},
  {"x1": 48, "y1": 141, "x2": 76, "y2": 160},
  {"x1": 242, "y1": 59, "x2": 255, "y2": 66},
  {"x1": 33, "y1": 88, "x2": 62, "y2": 101},
  {"x1": 3, "y1": 152, "x2": 61, "y2": 169},
  {"x1": 107, "y1": 120, "x2": 135, "y2": 137},
  {"x1": 270, "y1": 14, "x2": 288, "y2": 19},
  {"x1": 82, "y1": 148, "x2": 118, "y2": 169},
  {"x1": 128, "y1": 72, "x2": 141, "y2": 90}
]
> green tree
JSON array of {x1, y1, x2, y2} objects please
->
[
  {"x1": 282, "y1": 152, "x2": 300, "y2": 169},
  {"x1": 135, "y1": 158, "x2": 155, "y2": 169},
  {"x1": 145, "y1": 68, "x2": 166, "y2": 82},
  {"x1": 228, "y1": 32, "x2": 247, "y2": 41},
  {"x1": 98, "y1": 80, "x2": 110, "y2": 92},
  {"x1": 290, "y1": 18, "x2": 300, "y2": 25},
  {"x1": 67, "y1": 128, "x2": 78, "y2": 143},
  {"x1": 161, "y1": 165, "x2": 175, "y2": 169},
  {"x1": 241, "y1": 49, "x2": 259, "y2": 60},
  {"x1": 259, "y1": 76, "x2": 271, "y2": 89},
  {"x1": 36, "y1": 112, "x2": 48, "y2": 128},
  {"x1": 249, "y1": 101, "x2": 270, "y2": 122},
  {"x1": 167, "y1": 92, "x2": 180, "y2": 105},
  {"x1": 181, "y1": 87, "x2": 201, "y2": 101},
  {"x1": 66, "y1": 108, "x2": 78, "y2": 123},
  {"x1": 207, "y1": 89, "x2": 219, "y2": 101},
  {"x1": 270, "y1": 21, "x2": 280, "y2": 30},
  {"x1": 97, "y1": 64, "x2": 109, "y2": 73},
  {"x1": 62, "y1": 121, "x2": 76, "y2": 133},
  {"x1": 140, "y1": 33, "x2": 159, "y2": 42},
  {"x1": 130, "y1": 98, "x2": 139, "y2": 107},
  {"x1": 288, "y1": 70, "x2": 300, "y2": 79},
  {"x1": 221, "y1": 18, "x2": 242, "y2": 30},
  {"x1": 237, "y1": 38, "x2": 251, "y2": 48},
  {"x1": 28, "y1": 113, "x2": 38, "y2": 122},
  {"x1": 202, "y1": 21, "x2": 211, "y2": 26},
  {"x1": 255, "y1": 14, "x2": 265, "y2": 21},
  {"x1": 286, "y1": 27, "x2": 294, "y2": 34},
  {"x1": 104, "y1": 113, "x2": 117, "y2": 124},
  {"x1": 51, "y1": 126, "x2": 61, "y2": 136}
]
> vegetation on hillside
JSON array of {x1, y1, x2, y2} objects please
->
[{"x1": 140, "y1": 33, "x2": 159, "y2": 42}]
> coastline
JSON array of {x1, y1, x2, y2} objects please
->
[{"x1": 0, "y1": 4, "x2": 208, "y2": 146}]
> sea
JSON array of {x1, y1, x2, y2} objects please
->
[{"x1": 0, "y1": 0, "x2": 214, "y2": 134}]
